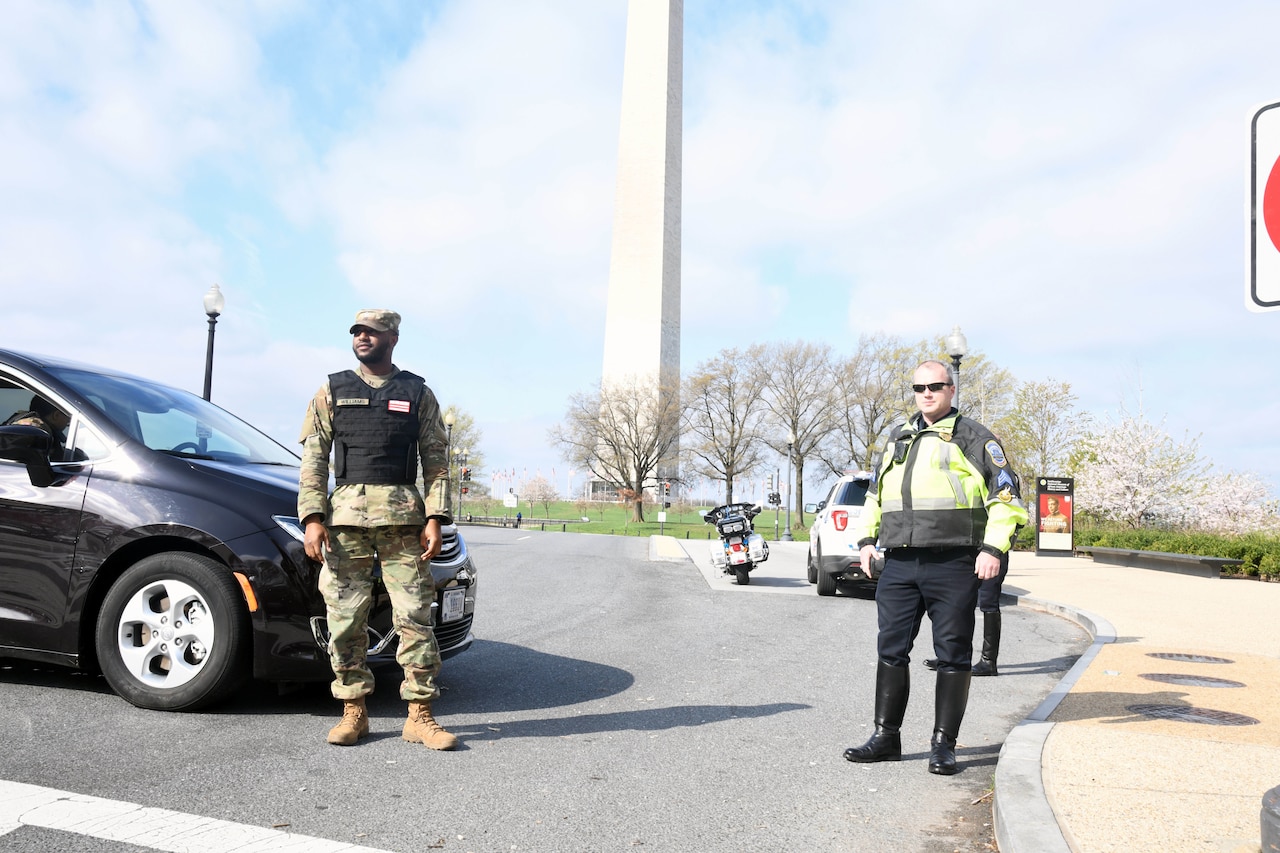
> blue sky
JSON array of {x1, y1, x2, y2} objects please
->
[{"x1": 4, "y1": 1, "x2": 1280, "y2": 502}]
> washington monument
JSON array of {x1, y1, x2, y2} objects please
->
[{"x1": 600, "y1": 0, "x2": 683, "y2": 395}]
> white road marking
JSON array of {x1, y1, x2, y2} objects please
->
[{"x1": 0, "y1": 780, "x2": 396, "y2": 852}]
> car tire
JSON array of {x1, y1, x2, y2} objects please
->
[
  {"x1": 95, "y1": 553, "x2": 250, "y2": 711},
  {"x1": 806, "y1": 549, "x2": 818, "y2": 584},
  {"x1": 815, "y1": 543, "x2": 837, "y2": 596}
]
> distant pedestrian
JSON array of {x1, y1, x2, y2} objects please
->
[
  {"x1": 844, "y1": 360, "x2": 1027, "y2": 775},
  {"x1": 298, "y1": 309, "x2": 459, "y2": 751},
  {"x1": 516, "y1": 511, "x2": 522, "y2": 528}
]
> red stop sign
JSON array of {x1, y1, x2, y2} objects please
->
[{"x1": 1266, "y1": 154, "x2": 1280, "y2": 254}]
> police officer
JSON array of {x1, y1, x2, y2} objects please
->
[
  {"x1": 299, "y1": 309, "x2": 458, "y2": 750},
  {"x1": 844, "y1": 360, "x2": 1027, "y2": 775}
]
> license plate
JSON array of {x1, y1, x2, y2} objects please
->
[{"x1": 440, "y1": 587, "x2": 466, "y2": 623}]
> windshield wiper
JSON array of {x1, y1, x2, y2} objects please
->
[{"x1": 159, "y1": 449, "x2": 216, "y2": 460}]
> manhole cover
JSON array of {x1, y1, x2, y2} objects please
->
[
  {"x1": 1139, "y1": 673, "x2": 1245, "y2": 688},
  {"x1": 1127, "y1": 704, "x2": 1259, "y2": 726},
  {"x1": 1146, "y1": 652, "x2": 1234, "y2": 664}
]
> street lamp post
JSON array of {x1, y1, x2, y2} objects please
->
[
  {"x1": 945, "y1": 325, "x2": 968, "y2": 408},
  {"x1": 443, "y1": 411, "x2": 455, "y2": 513},
  {"x1": 782, "y1": 430, "x2": 796, "y2": 541},
  {"x1": 202, "y1": 284, "x2": 225, "y2": 401},
  {"x1": 457, "y1": 448, "x2": 469, "y2": 519}
]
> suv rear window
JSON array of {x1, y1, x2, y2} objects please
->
[{"x1": 833, "y1": 480, "x2": 870, "y2": 507}]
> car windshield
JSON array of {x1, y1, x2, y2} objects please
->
[{"x1": 50, "y1": 366, "x2": 299, "y2": 466}]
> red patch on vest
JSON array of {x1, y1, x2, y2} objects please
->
[{"x1": 388, "y1": 399, "x2": 411, "y2": 413}]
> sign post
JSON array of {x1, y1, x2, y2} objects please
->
[
  {"x1": 1035, "y1": 477, "x2": 1074, "y2": 556},
  {"x1": 1249, "y1": 101, "x2": 1280, "y2": 311}
]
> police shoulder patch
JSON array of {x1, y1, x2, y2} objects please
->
[{"x1": 985, "y1": 440, "x2": 1007, "y2": 467}]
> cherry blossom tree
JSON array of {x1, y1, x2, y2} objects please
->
[{"x1": 1071, "y1": 410, "x2": 1207, "y2": 528}]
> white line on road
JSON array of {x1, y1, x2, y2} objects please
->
[{"x1": 0, "y1": 780, "x2": 397, "y2": 853}]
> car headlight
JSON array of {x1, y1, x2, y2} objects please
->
[{"x1": 273, "y1": 515, "x2": 306, "y2": 543}]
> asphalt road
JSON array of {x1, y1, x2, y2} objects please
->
[{"x1": 0, "y1": 526, "x2": 1088, "y2": 853}]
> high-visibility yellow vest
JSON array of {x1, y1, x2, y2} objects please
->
[{"x1": 854, "y1": 411, "x2": 1027, "y2": 553}]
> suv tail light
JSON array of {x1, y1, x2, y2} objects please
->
[{"x1": 832, "y1": 510, "x2": 848, "y2": 531}]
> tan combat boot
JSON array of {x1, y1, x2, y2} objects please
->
[
  {"x1": 327, "y1": 698, "x2": 370, "y2": 746},
  {"x1": 402, "y1": 700, "x2": 458, "y2": 750}
]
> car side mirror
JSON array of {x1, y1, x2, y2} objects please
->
[{"x1": 0, "y1": 425, "x2": 56, "y2": 487}]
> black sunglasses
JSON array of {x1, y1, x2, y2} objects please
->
[{"x1": 911, "y1": 382, "x2": 953, "y2": 393}]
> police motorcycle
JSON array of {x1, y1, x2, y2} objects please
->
[{"x1": 703, "y1": 502, "x2": 770, "y2": 585}]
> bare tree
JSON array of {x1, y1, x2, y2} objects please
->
[
  {"x1": 754, "y1": 341, "x2": 839, "y2": 528},
  {"x1": 682, "y1": 345, "x2": 770, "y2": 504},
  {"x1": 821, "y1": 333, "x2": 917, "y2": 475},
  {"x1": 549, "y1": 375, "x2": 681, "y2": 523}
]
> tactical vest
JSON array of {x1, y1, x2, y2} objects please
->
[
  {"x1": 862, "y1": 412, "x2": 1021, "y2": 551},
  {"x1": 329, "y1": 370, "x2": 424, "y2": 486}
]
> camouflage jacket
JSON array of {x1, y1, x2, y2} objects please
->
[{"x1": 297, "y1": 366, "x2": 452, "y2": 528}]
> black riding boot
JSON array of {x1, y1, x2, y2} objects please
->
[
  {"x1": 844, "y1": 661, "x2": 909, "y2": 763},
  {"x1": 928, "y1": 669, "x2": 971, "y2": 775},
  {"x1": 971, "y1": 611, "x2": 1002, "y2": 676}
]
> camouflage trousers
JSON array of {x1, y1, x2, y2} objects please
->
[{"x1": 319, "y1": 525, "x2": 443, "y2": 702}]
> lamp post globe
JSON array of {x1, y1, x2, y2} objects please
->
[
  {"x1": 945, "y1": 325, "x2": 968, "y2": 407},
  {"x1": 201, "y1": 284, "x2": 225, "y2": 401}
]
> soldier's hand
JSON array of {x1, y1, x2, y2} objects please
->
[
  {"x1": 859, "y1": 545, "x2": 879, "y2": 579},
  {"x1": 975, "y1": 550, "x2": 1002, "y2": 580},
  {"x1": 419, "y1": 517, "x2": 443, "y2": 562},
  {"x1": 303, "y1": 519, "x2": 329, "y2": 563}
]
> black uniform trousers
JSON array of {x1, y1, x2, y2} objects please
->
[
  {"x1": 874, "y1": 546, "x2": 981, "y2": 671},
  {"x1": 976, "y1": 550, "x2": 1010, "y2": 613}
]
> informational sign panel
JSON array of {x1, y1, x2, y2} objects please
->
[
  {"x1": 1249, "y1": 101, "x2": 1280, "y2": 312},
  {"x1": 503, "y1": 493, "x2": 518, "y2": 508},
  {"x1": 1035, "y1": 477, "x2": 1074, "y2": 555}
]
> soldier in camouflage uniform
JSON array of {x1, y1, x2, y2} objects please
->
[{"x1": 298, "y1": 309, "x2": 458, "y2": 750}]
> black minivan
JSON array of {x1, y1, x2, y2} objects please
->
[{"x1": 0, "y1": 349, "x2": 476, "y2": 711}]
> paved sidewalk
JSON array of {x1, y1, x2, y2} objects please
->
[
  {"x1": 995, "y1": 551, "x2": 1280, "y2": 853},
  {"x1": 655, "y1": 535, "x2": 1280, "y2": 852}
]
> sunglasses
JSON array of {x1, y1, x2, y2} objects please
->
[{"x1": 911, "y1": 382, "x2": 953, "y2": 393}]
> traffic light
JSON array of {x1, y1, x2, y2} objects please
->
[
  {"x1": 766, "y1": 474, "x2": 774, "y2": 490},
  {"x1": 461, "y1": 467, "x2": 471, "y2": 481},
  {"x1": 461, "y1": 486, "x2": 469, "y2": 494}
]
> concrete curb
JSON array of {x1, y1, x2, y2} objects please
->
[
  {"x1": 648, "y1": 535, "x2": 693, "y2": 563},
  {"x1": 992, "y1": 592, "x2": 1117, "y2": 853}
]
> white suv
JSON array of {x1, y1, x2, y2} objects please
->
[{"x1": 807, "y1": 472, "x2": 874, "y2": 596}]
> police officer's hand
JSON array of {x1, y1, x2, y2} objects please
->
[
  {"x1": 975, "y1": 550, "x2": 1002, "y2": 580},
  {"x1": 419, "y1": 517, "x2": 443, "y2": 562},
  {"x1": 859, "y1": 544, "x2": 879, "y2": 579},
  {"x1": 303, "y1": 518, "x2": 329, "y2": 563}
]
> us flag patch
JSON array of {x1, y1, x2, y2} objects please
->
[{"x1": 388, "y1": 399, "x2": 411, "y2": 413}]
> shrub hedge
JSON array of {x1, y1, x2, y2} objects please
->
[{"x1": 1054, "y1": 526, "x2": 1280, "y2": 579}]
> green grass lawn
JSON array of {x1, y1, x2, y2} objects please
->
[{"x1": 456, "y1": 498, "x2": 811, "y2": 542}]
